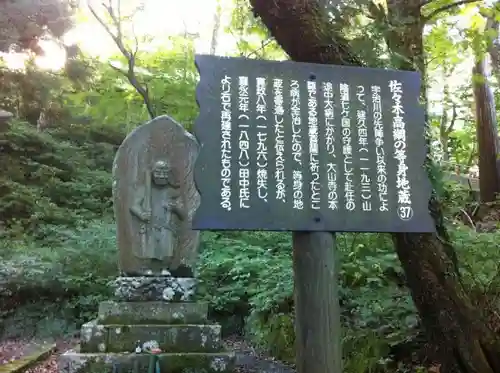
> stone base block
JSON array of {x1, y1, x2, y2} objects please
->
[
  {"x1": 81, "y1": 323, "x2": 222, "y2": 353},
  {"x1": 58, "y1": 350, "x2": 235, "y2": 373},
  {"x1": 110, "y1": 276, "x2": 196, "y2": 302},
  {"x1": 80, "y1": 320, "x2": 106, "y2": 353},
  {"x1": 98, "y1": 301, "x2": 208, "y2": 324}
]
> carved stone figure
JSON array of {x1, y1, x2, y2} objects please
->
[
  {"x1": 129, "y1": 159, "x2": 187, "y2": 261},
  {"x1": 112, "y1": 116, "x2": 200, "y2": 277}
]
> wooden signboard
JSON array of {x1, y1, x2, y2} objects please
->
[
  {"x1": 193, "y1": 55, "x2": 434, "y2": 233},
  {"x1": 193, "y1": 54, "x2": 435, "y2": 373}
]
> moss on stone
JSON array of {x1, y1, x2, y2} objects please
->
[
  {"x1": 59, "y1": 352, "x2": 235, "y2": 373},
  {"x1": 101, "y1": 316, "x2": 189, "y2": 325},
  {"x1": 79, "y1": 320, "x2": 109, "y2": 353},
  {"x1": 156, "y1": 353, "x2": 233, "y2": 373},
  {"x1": 98, "y1": 301, "x2": 208, "y2": 325},
  {"x1": 105, "y1": 324, "x2": 222, "y2": 353}
]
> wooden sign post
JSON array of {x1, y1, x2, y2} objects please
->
[
  {"x1": 192, "y1": 55, "x2": 434, "y2": 373},
  {"x1": 293, "y1": 231, "x2": 341, "y2": 372}
]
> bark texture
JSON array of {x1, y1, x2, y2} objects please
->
[
  {"x1": 249, "y1": 0, "x2": 361, "y2": 66},
  {"x1": 472, "y1": 58, "x2": 500, "y2": 203},
  {"x1": 292, "y1": 232, "x2": 341, "y2": 373},
  {"x1": 486, "y1": 1, "x2": 500, "y2": 84},
  {"x1": 248, "y1": 0, "x2": 500, "y2": 371}
]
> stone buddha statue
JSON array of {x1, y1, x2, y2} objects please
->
[
  {"x1": 112, "y1": 116, "x2": 200, "y2": 278},
  {"x1": 129, "y1": 159, "x2": 187, "y2": 262}
]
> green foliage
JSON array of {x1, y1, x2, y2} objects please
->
[
  {"x1": 0, "y1": 117, "x2": 496, "y2": 373},
  {"x1": 0, "y1": 120, "x2": 120, "y2": 240},
  {"x1": 195, "y1": 227, "x2": 500, "y2": 371},
  {"x1": 439, "y1": 180, "x2": 475, "y2": 218},
  {"x1": 0, "y1": 108, "x2": 493, "y2": 369},
  {"x1": 425, "y1": 20, "x2": 467, "y2": 70},
  {"x1": 227, "y1": 0, "x2": 286, "y2": 60},
  {"x1": 197, "y1": 232, "x2": 292, "y2": 315},
  {"x1": 0, "y1": 221, "x2": 117, "y2": 337},
  {"x1": 0, "y1": 59, "x2": 73, "y2": 125},
  {"x1": 197, "y1": 231, "x2": 411, "y2": 369},
  {"x1": 452, "y1": 226, "x2": 500, "y2": 292},
  {"x1": 447, "y1": 127, "x2": 477, "y2": 165},
  {"x1": 64, "y1": 40, "x2": 199, "y2": 131},
  {"x1": 1, "y1": 2, "x2": 500, "y2": 372}
]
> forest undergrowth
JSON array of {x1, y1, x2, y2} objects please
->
[{"x1": 0, "y1": 120, "x2": 499, "y2": 373}]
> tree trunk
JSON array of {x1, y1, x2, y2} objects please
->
[
  {"x1": 488, "y1": 33, "x2": 500, "y2": 85},
  {"x1": 486, "y1": 1, "x2": 500, "y2": 84},
  {"x1": 485, "y1": 2, "x2": 500, "y2": 184},
  {"x1": 210, "y1": 0, "x2": 222, "y2": 55},
  {"x1": 293, "y1": 232, "x2": 342, "y2": 373},
  {"x1": 472, "y1": 57, "x2": 500, "y2": 202},
  {"x1": 438, "y1": 80, "x2": 458, "y2": 163},
  {"x1": 248, "y1": 0, "x2": 500, "y2": 371},
  {"x1": 441, "y1": 114, "x2": 450, "y2": 162}
]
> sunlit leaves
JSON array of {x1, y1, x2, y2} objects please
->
[
  {"x1": 425, "y1": 21, "x2": 465, "y2": 69},
  {"x1": 226, "y1": 0, "x2": 285, "y2": 60},
  {"x1": 421, "y1": 0, "x2": 478, "y2": 23},
  {"x1": 63, "y1": 41, "x2": 200, "y2": 131}
]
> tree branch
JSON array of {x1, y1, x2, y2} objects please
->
[
  {"x1": 249, "y1": 0, "x2": 362, "y2": 65},
  {"x1": 88, "y1": 1, "x2": 155, "y2": 119},
  {"x1": 439, "y1": 101, "x2": 449, "y2": 139},
  {"x1": 245, "y1": 38, "x2": 275, "y2": 58},
  {"x1": 446, "y1": 103, "x2": 458, "y2": 134},
  {"x1": 423, "y1": 0, "x2": 480, "y2": 22},
  {"x1": 419, "y1": 0, "x2": 435, "y2": 7}
]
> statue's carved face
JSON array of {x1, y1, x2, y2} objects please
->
[{"x1": 152, "y1": 161, "x2": 170, "y2": 186}]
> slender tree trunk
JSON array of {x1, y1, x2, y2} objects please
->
[
  {"x1": 486, "y1": 1, "x2": 500, "y2": 84},
  {"x1": 472, "y1": 57, "x2": 500, "y2": 202},
  {"x1": 438, "y1": 81, "x2": 458, "y2": 163},
  {"x1": 248, "y1": 0, "x2": 500, "y2": 371},
  {"x1": 485, "y1": 1, "x2": 500, "y2": 183},
  {"x1": 488, "y1": 34, "x2": 500, "y2": 85},
  {"x1": 440, "y1": 96, "x2": 450, "y2": 162},
  {"x1": 210, "y1": 0, "x2": 222, "y2": 55},
  {"x1": 468, "y1": 143, "x2": 477, "y2": 168}
]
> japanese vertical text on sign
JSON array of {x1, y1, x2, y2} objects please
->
[{"x1": 193, "y1": 55, "x2": 434, "y2": 233}]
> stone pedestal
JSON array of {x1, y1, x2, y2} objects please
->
[
  {"x1": 111, "y1": 276, "x2": 197, "y2": 302},
  {"x1": 58, "y1": 277, "x2": 235, "y2": 373}
]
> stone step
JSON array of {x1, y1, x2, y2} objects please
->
[
  {"x1": 98, "y1": 301, "x2": 208, "y2": 325},
  {"x1": 59, "y1": 350, "x2": 235, "y2": 373},
  {"x1": 81, "y1": 322, "x2": 222, "y2": 353}
]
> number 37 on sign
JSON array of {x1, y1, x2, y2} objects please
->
[{"x1": 192, "y1": 54, "x2": 435, "y2": 234}]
